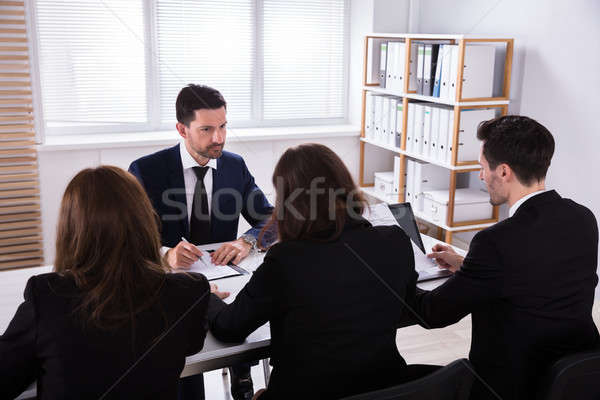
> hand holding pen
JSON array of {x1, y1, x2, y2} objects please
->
[{"x1": 164, "y1": 237, "x2": 204, "y2": 269}]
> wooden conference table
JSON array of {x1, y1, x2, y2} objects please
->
[{"x1": 1, "y1": 236, "x2": 459, "y2": 399}]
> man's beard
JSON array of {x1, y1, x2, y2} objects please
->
[
  {"x1": 197, "y1": 144, "x2": 223, "y2": 159},
  {"x1": 486, "y1": 176, "x2": 507, "y2": 206},
  {"x1": 488, "y1": 189, "x2": 508, "y2": 206},
  {"x1": 489, "y1": 196, "x2": 506, "y2": 206}
]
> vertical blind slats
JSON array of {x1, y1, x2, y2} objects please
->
[
  {"x1": 36, "y1": 0, "x2": 147, "y2": 130},
  {"x1": 0, "y1": 1, "x2": 43, "y2": 270},
  {"x1": 35, "y1": 0, "x2": 347, "y2": 131}
]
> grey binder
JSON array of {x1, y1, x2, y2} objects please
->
[
  {"x1": 379, "y1": 42, "x2": 387, "y2": 87},
  {"x1": 416, "y1": 44, "x2": 425, "y2": 94}
]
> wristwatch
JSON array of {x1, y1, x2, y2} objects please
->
[{"x1": 240, "y1": 234, "x2": 257, "y2": 251}]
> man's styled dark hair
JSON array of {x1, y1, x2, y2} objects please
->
[
  {"x1": 175, "y1": 84, "x2": 227, "y2": 126},
  {"x1": 477, "y1": 115, "x2": 555, "y2": 185}
]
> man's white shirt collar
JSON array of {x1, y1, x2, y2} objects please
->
[
  {"x1": 509, "y1": 190, "x2": 546, "y2": 218},
  {"x1": 179, "y1": 142, "x2": 218, "y2": 171}
]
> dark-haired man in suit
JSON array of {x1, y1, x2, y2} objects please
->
[
  {"x1": 415, "y1": 115, "x2": 599, "y2": 400},
  {"x1": 130, "y1": 84, "x2": 273, "y2": 400}
]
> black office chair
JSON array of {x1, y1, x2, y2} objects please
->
[
  {"x1": 342, "y1": 359, "x2": 475, "y2": 400},
  {"x1": 537, "y1": 349, "x2": 600, "y2": 400}
]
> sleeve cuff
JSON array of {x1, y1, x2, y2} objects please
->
[{"x1": 207, "y1": 293, "x2": 228, "y2": 323}]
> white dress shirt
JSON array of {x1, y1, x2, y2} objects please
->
[
  {"x1": 179, "y1": 141, "x2": 217, "y2": 225},
  {"x1": 508, "y1": 190, "x2": 546, "y2": 218},
  {"x1": 161, "y1": 143, "x2": 218, "y2": 256}
]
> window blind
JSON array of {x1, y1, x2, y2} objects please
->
[
  {"x1": 35, "y1": 0, "x2": 147, "y2": 132},
  {"x1": 156, "y1": 0, "x2": 254, "y2": 125},
  {"x1": 262, "y1": 0, "x2": 346, "y2": 121},
  {"x1": 33, "y1": 0, "x2": 347, "y2": 134},
  {"x1": 0, "y1": 0, "x2": 43, "y2": 270}
]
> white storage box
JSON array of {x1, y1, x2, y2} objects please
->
[
  {"x1": 374, "y1": 171, "x2": 394, "y2": 196},
  {"x1": 422, "y1": 188, "x2": 492, "y2": 224}
]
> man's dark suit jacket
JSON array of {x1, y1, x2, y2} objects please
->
[
  {"x1": 129, "y1": 144, "x2": 273, "y2": 247},
  {"x1": 414, "y1": 190, "x2": 600, "y2": 400},
  {"x1": 208, "y1": 217, "x2": 420, "y2": 400},
  {"x1": 0, "y1": 272, "x2": 210, "y2": 399}
]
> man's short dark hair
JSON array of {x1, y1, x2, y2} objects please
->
[
  {"x1": 175, "y1": 84, "x2": 226, "y2": 126},
  {"x1": 477, "y1": 115, "x2": 555, "y2": 186}
]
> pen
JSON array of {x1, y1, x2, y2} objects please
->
[{"x1": 181, "y1": 237, "x2": 209, "y2": 267}]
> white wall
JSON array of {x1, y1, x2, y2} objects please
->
[
  {"x1": 348, "y1": 0, "x2": 411, "y2": 127},
  {"x1": 373, "y1": 0, "x2": 410, "y2": 33},
  {"x1": 348, "y1": 0, "x2": 374, "y2": 127},
  {"x1": 413, "y1": 0, "x2": 600, "y2": 233},
  {"x1": 366, "y1": 0, "x2": 600, "y2": 249}
]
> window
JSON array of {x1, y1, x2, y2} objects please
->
[
  {"x1": 35, "y1": 0, "x2": 148, "y2": 130},
  {"x1": 33, "y1": 0, "x2": 348, "y2": 135},
  {"x1": 263, "y1": 0, "x2": 346, "y2": 121}
]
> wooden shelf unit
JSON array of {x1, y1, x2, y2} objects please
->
[{"x1": 358, "y1": 34, "x2": 513, "y2": 243}]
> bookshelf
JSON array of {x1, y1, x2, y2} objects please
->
[
  {"x1": 363, "y1": 86, "x2": 510, "y2": 107},
  {"x1": 358, "y1": 33, "x2": 513, "y2": 243}
]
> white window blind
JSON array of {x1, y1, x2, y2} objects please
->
[
  {"x1": 35, "y1": 0, "x2": 147, "y2": 132},
  {"x1": 32, "y1": 0, "x2": 348, "y2": 135},
  {"x1": 156, "y1": 0, "x2": 254, "y2": 125},
  {"x1": 263, "y1": 0, "x2": 346, "y2": 121}
]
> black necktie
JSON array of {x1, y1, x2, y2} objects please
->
[{"x1": 190, "y1": 166, "x2": 211, "y2": 245}]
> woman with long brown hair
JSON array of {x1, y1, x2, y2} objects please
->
[
  {"x1": 208, "y1": 144, "x2": 421, "y2": 399},
  {"x1": 0, "y1": 166, "x2": 210, "y2": 399}
]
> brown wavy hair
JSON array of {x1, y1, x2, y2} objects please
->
[
  {"x1": 54, "y1": 166, "x2": 168, "y2": 329},
  {"x1": 259, "y1": 143, "x2": 366, "y2": 245}
]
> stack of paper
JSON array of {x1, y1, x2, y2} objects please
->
[{"x1": 183, "y1": 252, "x2": 242, "y2": 281}]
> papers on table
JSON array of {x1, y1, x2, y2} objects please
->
[
  {"x1": 411, "y1": 240, "x2": 439, "y2": 270},
  {"x1": 185, "y1": 252, "x2": 242, "y2": 281},
  {"x1": 235, "y1": 252, "x2": 265, "y2": 273},
  {"x1": 362, "y1": 202, "x2": 399, "y2": 227}
]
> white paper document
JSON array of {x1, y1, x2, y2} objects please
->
[
  {"x1": 362, "y1": 203, "x2": 399, "y2": 227},
  {"x1": 235, "y1": 252, "x2": 265, "y2": 273},
  {"x1": 183, "y1": 252, "x2": 242, "y2": 281},
  {"x1": 412, "y1": 240, "x2": 439, "y2": 272}
]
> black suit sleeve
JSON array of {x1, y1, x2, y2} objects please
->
[
  {"x1": 0, "y1": 277, "x2": 40, "y2": 399},
  {"x1": 400, "y1": 270, "x2": 420, "y2": 328},
  {"x1": 414, "y1": 229, "x2": 504, "y2": 328},
  {"x1": 184, "y1": 273, "x2": 212, "y2": 355},
  {"x1": 208, "y1": 257, "x2": 281, "y2": 343},
  {"x1": 239, "y1": 158, "x2": 274, "y2": 242},
  {"x1": 386, "y1": 226, "x2": 420, "y2": 328}
]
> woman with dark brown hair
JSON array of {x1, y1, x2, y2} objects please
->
[
  {"x1": 208, "y1": 144, "x2": 421, "y2": 399},
  {"x1": 0, "y1": 166, "x2": 211, "y2": 399}
]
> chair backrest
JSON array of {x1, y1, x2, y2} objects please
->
[
  {"x1": 342, "y1": 359, "x2": 475, "y2": 400},
  {"x1": 538, "y1": 350, "x2": 600, "y2": 400}
]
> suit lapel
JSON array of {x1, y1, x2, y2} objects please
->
[{"x1": 166, "y1": 144, "x2": 189, "y2": 237}]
